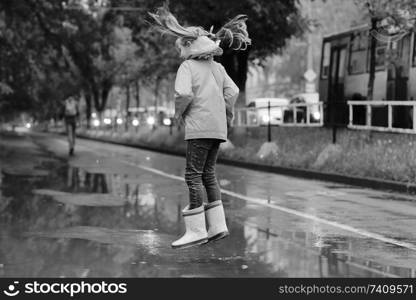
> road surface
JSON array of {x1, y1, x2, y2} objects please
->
[{"x1": 1, "y1": 130, "x2": 416, "y2": 277}]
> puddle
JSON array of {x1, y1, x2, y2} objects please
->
[
  {"x1": 2, "y1": 132, "x2": 416, "y2": 278},
  {"x1": 0, "y1": 164, "x2": 415, "y2": 277},
  {"x1": 285, "y1": 190, "x2": 347, "y2": 199},
  {"x1": 2, "y1": 168, "x2": 49, "y2": 177},
  {"x1": 33, "y1": 190, "x2": 126, "y2": 207},
  {"x1": 242, "y1": 222, "x2": 416, "y2": 278},
  {"x1": 25, "y1": 226, "x2": 174, "y2": 256}
]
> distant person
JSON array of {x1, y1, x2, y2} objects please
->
[
  {"x1": 63, "y1": 96, "x2": 79, "y2": 156},
  {"x1": 149, "y1": 7, "x2": 250, "y2": 249}
]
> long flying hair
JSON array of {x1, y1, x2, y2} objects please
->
[{"x1": 148, "y1": 6, "x2": 251, "y2": 51}]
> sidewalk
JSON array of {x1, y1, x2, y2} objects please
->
[{"x1": 65, "y1": 128, "x2": 416, "y2": 195}]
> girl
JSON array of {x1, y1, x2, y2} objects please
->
[{"x1": 149, "y1": 7, "x2": 250, "y2": 249}]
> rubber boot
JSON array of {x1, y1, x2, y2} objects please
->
[
  {"x1": 171, "y1": 205, "x2": 208, "y2": 249},
  {"x1": 205, "y1": 200, "x2": 229, "y2": 242}
]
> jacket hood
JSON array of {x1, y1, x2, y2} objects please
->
[{"x1": 177, "y1": 36, "x2": 223, "y2": 59}]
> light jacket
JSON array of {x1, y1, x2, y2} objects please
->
[{"x1": 174, "y1": 58, "x2": 239, "y2": 142}]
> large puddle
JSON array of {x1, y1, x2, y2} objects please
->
[{"x1": 0, "y1": 133, "x2": 415, "y2": 277}]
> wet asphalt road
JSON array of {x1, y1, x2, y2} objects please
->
[{"x1": 1, "y1": 130, "x2": 416, "y2": 278}]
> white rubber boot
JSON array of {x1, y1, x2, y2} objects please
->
[
  {"x1": 171, "y1": 205, "x2": 208, "y2": 249},
  {"x1": 205, "y1": 200, "x2": 229, "y2": 242}
]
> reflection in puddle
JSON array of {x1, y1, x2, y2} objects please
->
[
  {"x1": 25, "y1": 226, "x2": 173, "y2": 256},
  {"x1": 243, "y1": 222, "x2": 416, "y2": 278},
  {"x1": 33, "y1": 189, "x2": 126, "y2": 207},
  {"x1": 286, "y1": 190, "x2": 347, "y2": 198},
  {"x1": 1, "y1": 151, "x2": 416, "y2": 277}
]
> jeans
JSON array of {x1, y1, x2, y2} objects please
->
[
  {"x1": 65, "y1": 116, "x2": 76, "y2": 150},
  {"x1": 185, "y1": 139, "x2": 222, "y2": 209}
]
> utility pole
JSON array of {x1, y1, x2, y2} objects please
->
[
  {"x1": 368, "y1": 16, "x2": 378, "y2": 100},
  {"x1": 305, "y1": 1, "x2": 317, "y2": 94},
  {"x1": 135, "y1": 80, "x2": 140, "y2": 119},
  {"x1": 125, "y1": 82, "x2": 130, "y2": 131}
]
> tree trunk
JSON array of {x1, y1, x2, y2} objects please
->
[
  {"x1": 368, "y1": 17, "x2": 378, "y2": 100},
  {"x1": 135, "y1": 80, "x2": 140, "y2": 114},
  {"x1": 154, "y1": 77, "x2": 160, "y2": 114},
  {"x1": 91, "y1": 79, "x2": 112, "y2": 121},
  {"x1": 85, "y1": 92, "x2": 92, "y2": 129},
  {"x1": 125, "y1": 83, "x2": 130, "y2": 131},
  {"x1": 99, "y1": 81, "x2": 111, "y2": 112},
  {"x1": 219, "y1": 50, "x2": 249, "y2": 107},
  {"x1": 91, "y1": 83, "x2": 100, "y2": 113}
]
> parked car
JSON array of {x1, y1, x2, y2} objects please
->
[
  {"x1": 247, "y1": 98, "x2": 290, "y2": 126},
  {"x1": 283, "y1": 93, "x2": 321, "y2": 124}
]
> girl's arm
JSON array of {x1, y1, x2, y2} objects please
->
[
  {"x1": 222, "y1": 66, "x2": 239, "y2": 127},
  {"x1": 174, "y1": 61, "x2": 193, "y2": 123}
]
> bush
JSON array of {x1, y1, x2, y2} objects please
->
[{"x1": 79, "y1": 125, "x2": 416, "y2": 185}]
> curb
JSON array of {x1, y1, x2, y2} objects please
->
[{"x1": 77, "y1": 133, "x2": 416, "y2": 195}]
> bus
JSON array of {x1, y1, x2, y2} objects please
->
[{"x1": 319, "y1": 24, "x2": 416, "y2": 127}]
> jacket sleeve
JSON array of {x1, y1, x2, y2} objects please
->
[
  {"x1": 221, "y1": 66, "x2": 239, "y2": 126},
  {"x1": 174, "y1": 61, "x2": 194, "y2": 122}
]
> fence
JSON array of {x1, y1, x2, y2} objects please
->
[
  {"x1": 79, "y1": 100, "x2": 416, "y2": 144},
  {"x1": 348, "y1": 100, "x2": 416, "y2": 134},
  {"x1": 234, "y1": 102, "x2": 324, "y2": 128},
  {"x1": 233, "y1": 101, "x2": 324, "y2": 142}
]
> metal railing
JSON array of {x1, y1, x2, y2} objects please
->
[
  {"x1": 234, "y1": 102, "x2": 324, "y2": 128},
  {"x1": 348, "y1": 100, "x2": 416, "y2": 134}
]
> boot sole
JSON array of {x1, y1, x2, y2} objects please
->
[
  {"x1": 171, "y1": 238, "x2": 209, "y2": 249},
  {"x1": 208, "y1": 231, "x2": 229, "y2": 243}
]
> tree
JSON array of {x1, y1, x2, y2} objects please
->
[
  {"x1": 355, "y1": 0, "x2": 416, "y2": 100},
  {"x1": 112, "y1": 0, "x2": 182, "y2": 109},
  {"x1": 116, "y1": 0, "x2": 306, "y2": 106},
  {"x1": 27, "y1": 0, "x2": 144, "y2": 125},
  {"x1": 169, "y1": 0, "x2": 306, "y2": 106},
  {"x1": 0, "y1": 0, "x2": 307, "y2": 120},
  {"x1": 0, "y1": 0, "x2": 81, "y2": 121}
]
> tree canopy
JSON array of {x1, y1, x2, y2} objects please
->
[
  {"x1": 0, "y1": 0, "x2": 307, "y2": 119},
  {"x1": 354, "y1": 0, "x2": 416, "y2": 99}
]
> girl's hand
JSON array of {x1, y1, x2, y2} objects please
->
[
  {"x1": 226, "y1": 116, "x2": 233, "y2": 129},
  {"x1": 174, "y1": 115, "x2": 185, "y2": 127}
]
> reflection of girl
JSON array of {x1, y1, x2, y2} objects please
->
[{"x1": 149, "y1": 6, "x2": 250, "y2": 249}]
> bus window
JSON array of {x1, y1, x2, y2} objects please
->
[
  {"x1": 375, "y1": 45, "x2": 387, "y2": 70},
  {"x1": 348, "y1": 31, "x2": 368, "y2": 74},
  {"x1": 398, "y1": 34, "x2": 411, "y2": 76},
  {"x1": 321, "y1": 42, "x2": 330, "y2": 79},
  {"x1": 367, "y1": 40, "x2": 387, "y2": 71},
  {"x1": 338, "y1": 48, "x2": 346, "y2": 78}
]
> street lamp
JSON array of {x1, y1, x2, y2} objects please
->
[
  {"x1": 163, "y1": 118, "x2": 172, "y2": 126},
  {"x1": 147, "y1": 116, "x2": 155, "y2": 126}
]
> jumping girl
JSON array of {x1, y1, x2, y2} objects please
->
[{"x1": 149, "y1": 7, "x2": 251, "y2": 249}]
